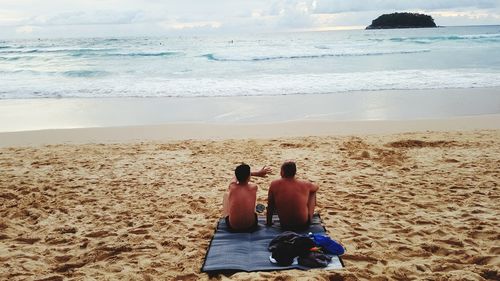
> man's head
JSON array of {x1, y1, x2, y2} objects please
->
[
  {"x1": 280, "y1": 161, "x2": 296, "y2": 178},
  {"x1": 235, "y1": 163, "x2": 251, "y2": 183}
]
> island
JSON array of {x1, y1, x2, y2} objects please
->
[{"x1": 366, "y1": 12, "x2": 437, "y2": 29}]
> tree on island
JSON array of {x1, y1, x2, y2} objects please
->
[{"x1": 366, "y1": 12, "x2": 437, "y2": 29}]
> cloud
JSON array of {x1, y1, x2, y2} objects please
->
[
  {"x1": 0, "y1": 9, "x2": 29, "y2": 26},
  {"x1": 28, "y1": 10, "x2": 144, "y2": 26},
  {"x1": 429, "y1": 8, "x2": 500, "y2": 25},
  {"x1": 15, "y1": 25, "x2": 39, "y2": 34},
  {"x1": 0, "y1": 0, "x2": 499, "y2": 38},
  {"x1": 159, "y1": 19, "x2": 222, "y2": 30},
  {"x1": 273, "y1": 0, "x2": 316, "y2": 28},
  {"x1": 314, "y1": 0, "x2": 499, "y2": 14}
]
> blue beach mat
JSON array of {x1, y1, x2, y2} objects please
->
[{"x1": 201, "y1": 214, "x2": 344, "y2": 273}]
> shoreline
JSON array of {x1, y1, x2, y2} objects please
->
[{"x1": 1, "y1": 114, "x2": 500, "y2": 147}]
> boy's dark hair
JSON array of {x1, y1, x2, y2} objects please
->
[
  {"x1": 281, "y1": 161, "x2": 296, "y2": 178},
  {"x1": 235, "y1": 163, "x2": 251, "y2": 183}
]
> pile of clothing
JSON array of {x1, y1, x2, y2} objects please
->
[{"x1": 268, "y1": 231, "x2": 344, "y2": 268}]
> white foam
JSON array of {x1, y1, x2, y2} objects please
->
[{"x1": 1, "y1": 69, "x2": 500, "y2": 99}]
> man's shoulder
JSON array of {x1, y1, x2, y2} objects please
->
[
  {"x1": 298, "y1": 179, "x2": 314, "y2": 185},
  {"x1": 270, "y1": 178, "x2": 286, "y2": 187},
  {"x1": 293, "y1": 179, "x2": 316, "y2": 189},
  {"x1": 270, "y1": 178, "x2": 281, "y2": 184},
  {"x1": 300, "y1": 179, "x2": 318, "y2": 191}
]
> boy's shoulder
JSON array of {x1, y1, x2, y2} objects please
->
[{"x1": 230, "y1": 182, "x2": 258, "y2": 190}]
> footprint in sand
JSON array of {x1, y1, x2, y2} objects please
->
[
  {"x1": 54, "y1": 255, "x2": 73, "y2": 263},
  {"x1": 34, "y1": 276, "x2": 64, "y2": 281},
  {"x1": 84, "y1": 230, "x2": 117, "y2": 238},
  {"x1": 435, "y1": 238, "x2": 464, "y2": 247},
  {"x1": 129, "y1": 229, "x2": 148, "y2": 235},
  {"x1": 94, "y1": 245, "x2": 132, "y2": 262},
  {"x1": 343, "y1": 254, "x2": 378, "y2": 263},
  {"x1": 469, "y1": 255, "x2": 499, "y2": 266},
  {"x1": 54, "y1": 262, "x2": 86, "y2": 273},
  {"x1": 15, "y1": 237, "x2": 41, "y2": 244}
]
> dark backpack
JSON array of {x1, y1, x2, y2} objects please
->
[{"x1": 268, "y1": 231, "x2": 315, "y2": 266}]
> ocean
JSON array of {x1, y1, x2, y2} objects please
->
[{"x1": 1, "y1": 25, "x2": 500, "y2": 100}]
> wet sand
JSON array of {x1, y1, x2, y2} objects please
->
[
  {"x1": 1, "y1": 114, "x2": 500, "y2": 148},
  {"x1": 1, "y1": 87, "x2": 500, "y2": 133}
]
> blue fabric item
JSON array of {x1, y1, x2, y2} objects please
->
[{"x1": 309, "y1": 233, "x2": 345, "y2": 255}]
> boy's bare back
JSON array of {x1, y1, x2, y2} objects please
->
[{"x1": 227, "y1": 182, "x2": 257, "y2": 229}]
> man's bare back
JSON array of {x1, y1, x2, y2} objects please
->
[{"x1": 267, "y1": 161, "x2": 318, "y2": 229}]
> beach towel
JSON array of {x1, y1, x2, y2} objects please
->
[{"x1": 201, "y1": 214, "x2": 344, "y2": 273}]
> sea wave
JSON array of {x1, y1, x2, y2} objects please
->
[
  {"x1": 0, "y1": 49, "x2": 40, "y2": 54},
  {"x1": 0, "y1": 48, "x2": 180, "y2": 58},
  {"x1": 0, "y1": 56, "x2": 35, "y2": 61},
  {"x1": 2, "y1": 69, "x2": 499, "y2": 99},
  {"x1": 314, "y1": 45, "x2": 331, "y2": 50},
  {"x1": 103, "y1": 38, "x2": 121, "y2": 42},
  {"x1": 62, "y1": 70, "x2": 110, "y2": 78},
  {"x1": 0, "y1": 70, "x2": 41, "y2": 75},
  {"x1": 70, "y1": 51, "x2": 181, "y2": 58},
  {"x1": 0, "y1": 69, "x2": 111, "y2": 78},
  {"x1": 388, "y1": 33, "x2": 500, "y2": 43},
  {"x1": 107, "y1": 51, "x2": 180, "y2": 57},
  {"x1": 201, "y1": 49, "x2": 430, "y2": 62},
  {"x1": 0, "y1": 47, "x2": 117, "y2": 55}
]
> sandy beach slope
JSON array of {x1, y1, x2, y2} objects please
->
[
  {"x1": 1, "y1": 129, "x2": 499, "y2": 280},
  {"x1": 1, "y1": 114, "x2": 500, "y2": 147}
]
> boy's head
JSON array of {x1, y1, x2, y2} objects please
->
[
  {"x1": 235, "y1": 163, "x2": 251, "y2": 183},
  {"x1": 281, "y1": 161, "x2": 296, "y2": 178}
]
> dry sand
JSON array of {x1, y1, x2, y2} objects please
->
[{"x1": 1, "y1": 129, "x2": 499, "y2": 280}]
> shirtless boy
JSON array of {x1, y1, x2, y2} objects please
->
[
  {"x1": 222, "y1": 164, "x2": 271, "y2": 232},
  {"x1": 266, "y1": 161, "x2": 318, "y2": 230}
]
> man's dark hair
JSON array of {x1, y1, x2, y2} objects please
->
[
  {"x1": 281, "y1": 161, "x2": 296, "y2": 178},
  {"x1": 235, "y1": 163, "x2": 251, "y2": 183}
]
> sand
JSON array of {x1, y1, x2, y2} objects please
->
[
  {"x1": 1, "y1": 129, "x2": 499, "y2": 280},
  {"x1": 2, "y1": 114, "x2": 500, "y2": 148}
]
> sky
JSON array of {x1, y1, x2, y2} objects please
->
[{"x1": 1, "y1": 0, "x2": 499, "y2": 38}]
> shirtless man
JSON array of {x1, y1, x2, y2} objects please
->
[
  {"x1": 222, "y1": 163, "x2": 271, "y2": 232},
  {"x1": 266, "y1": 161, "x2": 318, "y2": 230}
]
